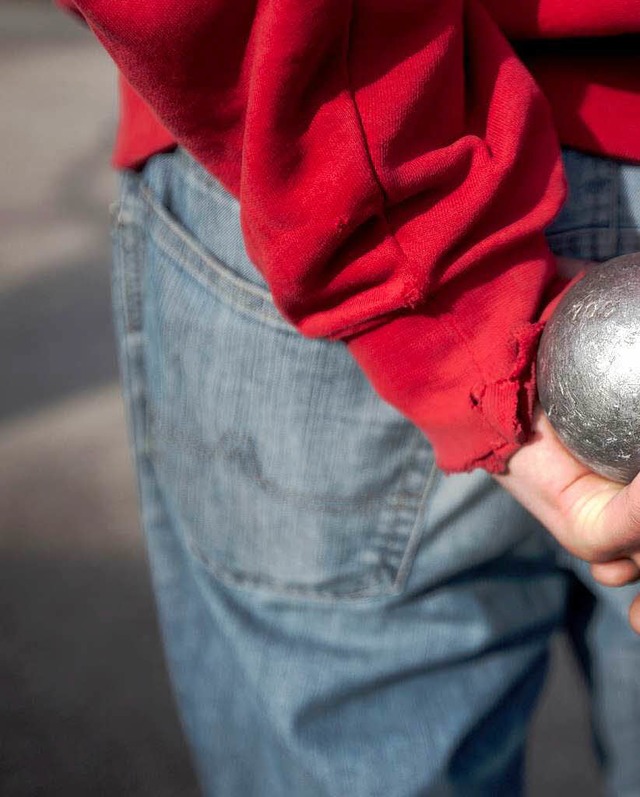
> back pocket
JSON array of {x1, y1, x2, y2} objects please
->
[{"x1": 137, "y1": 151, "x2": 437, "y2": 600}]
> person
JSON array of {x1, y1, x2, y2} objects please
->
[{"x1": 60, "y1": 0, "x2": 640, "y2": 793}]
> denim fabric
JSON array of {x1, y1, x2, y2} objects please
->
[{"x1": 110, "y1": 146, "x2": 640, "y2": 796}]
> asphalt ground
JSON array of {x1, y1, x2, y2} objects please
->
[{"x1": 0, "y1": 4, "x2": 604, "y2": 795}]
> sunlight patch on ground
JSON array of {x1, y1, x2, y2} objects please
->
[{"x1": 0, "y1": 384, "x2": 142, "y2": 559}]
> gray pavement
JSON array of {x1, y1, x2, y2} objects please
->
[{"x1": 0, "y1": 4, "x2": 605, "y2": 795}]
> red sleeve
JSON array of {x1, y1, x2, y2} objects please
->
[{"x1": 66, "y1": 0, "x2": 567, "y2": 473}]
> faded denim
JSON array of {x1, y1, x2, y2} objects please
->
[{"x1": 110, "y1": 146, "x2": 640, "y2": 796}]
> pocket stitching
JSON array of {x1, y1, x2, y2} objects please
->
[
  {"x1": 141, "y1": 183, "x2": 297, "y2": 334},
  {"x1": 149, "y1": 415, "x2": 398, "y2": 511},
  {"x1": 136, "y1": 172, "x2": 438, "y2": 601},
  {"x1": 149, "y1": 413, "x2": 437, "y2": 600},
  {"x1": 392, "y1": 457, "x2": 439, "y2": 592},
  {"x1": 185, "y1": 532, "x2": 402, "y2": 602},
  {"x1": 149, "y1": 424, "x2": 414, "y2": 601}
]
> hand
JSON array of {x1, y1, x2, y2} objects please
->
[
  {"x1": 495, "y1": 406, "x2": 640, "y2": 633},
  {"x1": 494, "y1": 256, "x2": 640, "y2": 635}
]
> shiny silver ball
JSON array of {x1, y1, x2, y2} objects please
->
[{"x1": 537, "y1": 253, "x2": 640, "y2": 483}]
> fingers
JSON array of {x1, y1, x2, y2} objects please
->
[
  {"x1": 584, "y1": 473, "x2": 640, "y2": 561},
  {"x1": 590, "y1": 558, "x2": 640, "y2": 587},
  {"x1": 630, "y1": 595, "x2": 640, "y2": 635}
]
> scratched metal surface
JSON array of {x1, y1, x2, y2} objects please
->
[{"x1": 538, "y1": 254, "x2": 640, "y2": 483}]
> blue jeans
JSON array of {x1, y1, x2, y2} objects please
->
[{"x1": 110, "y1": 147, "x2": 640, "y2": 796}]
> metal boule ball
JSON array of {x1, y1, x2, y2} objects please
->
[{"x1": 537, "y1": 252, "x2": 640, "y2": 483}]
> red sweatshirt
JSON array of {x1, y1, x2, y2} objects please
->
[{"x1": 61, "y1": 0, "x2": 640, "y2": 473}]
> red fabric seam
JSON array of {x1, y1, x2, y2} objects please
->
[{"x1": 343, "y1": 0, "x2": 423, "y2": 309}]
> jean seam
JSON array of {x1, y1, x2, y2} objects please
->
[
  {"x1": 370, "y1": 427, "x2": 436, "y2": 591},
  {"x1": 393, "y1": 453, "x2": 439, "y2": 591}
]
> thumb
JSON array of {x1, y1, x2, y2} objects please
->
[{"x1": 588, "y1": 473, "x2": 640, "y2": 562}]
